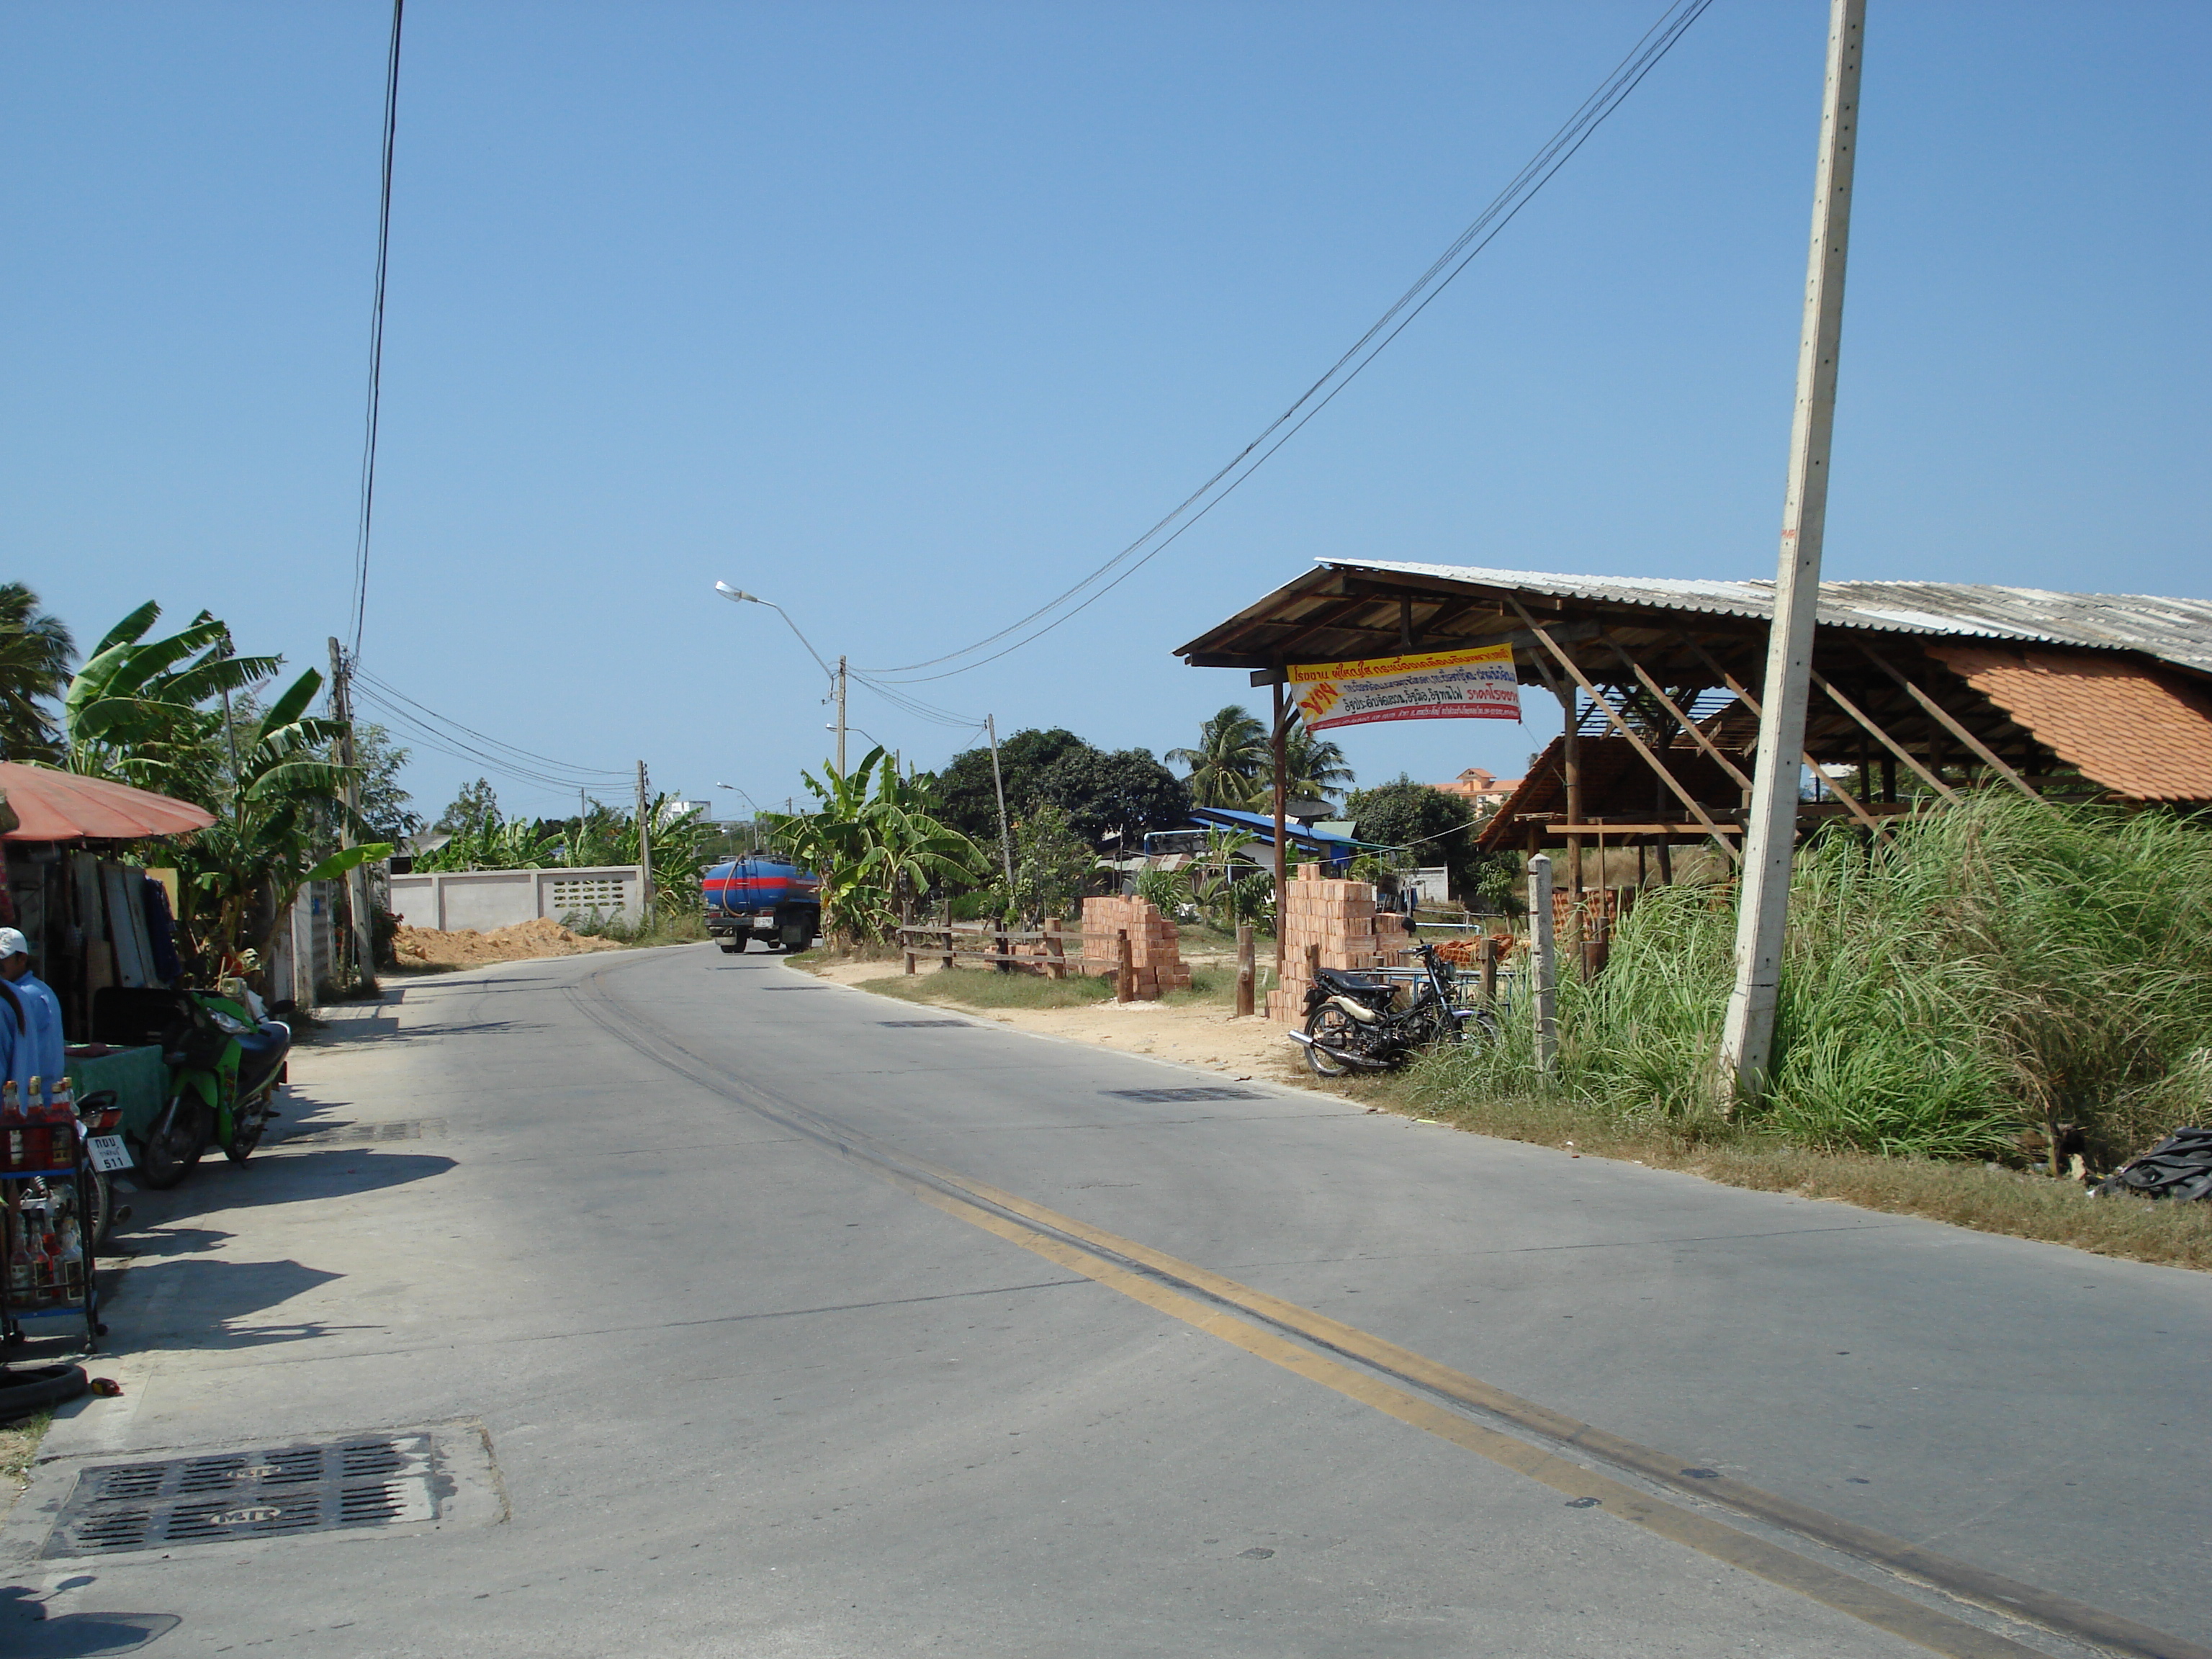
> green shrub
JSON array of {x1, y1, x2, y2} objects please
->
[{"x1": 1421, "y1": 793, "x2": 2212, "y2": 1164}]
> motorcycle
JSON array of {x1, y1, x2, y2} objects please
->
[
  {"x1": 1290, "y1": 940, "x2": 1496, "y2": 1078},
  {"x1": 71, "y1": 1089, "x2": 132, "y2": 1246},
  {"x1": 138, "y1": 988, "x2": 292, "y2": 1190}
]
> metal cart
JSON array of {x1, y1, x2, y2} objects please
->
[{"x1": 1, "y1": 1116, "x2": 103, "y2": 1352}]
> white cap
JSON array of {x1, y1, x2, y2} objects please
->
[{"x1": 0, "y1": 928, "x2": 27, "y2": 959}]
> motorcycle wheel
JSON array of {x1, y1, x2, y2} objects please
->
[
  {"x1": 138, "y1": 1095, "x2": 212, "y2": 1190},
  {"x1": 1302, "y1": 1006, "x2": 1361, "y2": 1079},
  {"x1": 225, "y1": 1093, "x2": 271, "y2": 1165}
]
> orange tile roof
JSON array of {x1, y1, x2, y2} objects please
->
[{"x1": 1928, "y1": 645, "x2": 2212, "y2": 802}]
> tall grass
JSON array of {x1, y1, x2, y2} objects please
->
[{"x1": 1421, "y1": 794, "x2": 2212, "y2": 1163}]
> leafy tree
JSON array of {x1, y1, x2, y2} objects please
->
[
  {"x1": 1010, "y1": 803, "x2": 1097, "y2": 926},
  {"x1": 1167, "y1": 705, "x2": 1268, "y2": 809},
  {"x1": 1345, "y1": 775, "x2": 1484, "y2": 898},
  {"x1": 930, "y1": 728, "x2": 1089, "y2": 847},
  {"x1": 355, "y1": 722, "x2": 423, "y2": 845},
  {"x1": 0, "y1": 584, "x2": 75, "y2": 763},
  {"x1": 931, "y1": 728, "x2": 1188, "y2": 853},
  {"x1": 435, "y1": 778, "x2": 501, "y2": 839},
  {"x1": 415, "y1": 817, "x2": 559, "y2": 873},
  {"x1": 561, "y1": 794, "x2": 719, "y2": 912},
  {"x1": 765, "y1": 748, "x2": 989, "y2": 944},
  {"x1": 1035, "y1": 745, "x2": 1190, "y2": 849}
]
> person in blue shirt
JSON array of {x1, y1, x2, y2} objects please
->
[{"x1": 0, "y1": 927, "x2": 66, "y2": 1102}]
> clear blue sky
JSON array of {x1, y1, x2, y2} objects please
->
[{"x1": 6, "y1": 1, "x2": 2206, "y2": 824}]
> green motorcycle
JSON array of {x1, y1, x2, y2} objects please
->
[{"x1": 135, "y1": 988, "x2": 292, "y2": 1190}]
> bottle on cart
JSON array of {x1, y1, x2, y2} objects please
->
[
  {"x1": 0, "y1": 1080, "x2": 18, "y2": 1123},
  {"x1": 46, "y1": 1078, "x2": 73, "y2": 1124},
  {"x1": 10, "y1": 1210, "x2": 46, "y2": 1304},
  {"x1": 53, "y1": 1215, "x2": 83, "y2": 1298}
]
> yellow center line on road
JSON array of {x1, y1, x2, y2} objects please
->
[
  {"x1": 571, "y1": 957, "x2": 2205, "y2": 1659},
  {"x1": 878, "y1": 1165, "x2": 2047, "y2": 1659}
]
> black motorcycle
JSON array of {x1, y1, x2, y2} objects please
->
[{"x1": 1291, "y1": 940, "x2": 1495, "y2": 1078}]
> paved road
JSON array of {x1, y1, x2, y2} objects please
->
[{"x1": 4, "y1": 943, "x2": 2207, "y2": 1658}]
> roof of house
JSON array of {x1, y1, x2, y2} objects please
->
[
  {"x1": 1175, "y1": 559, "x2": 2212, "y2": 680},
  {"x1": 1928, "y1": 644, "x2": 2212, "y2": 802}
]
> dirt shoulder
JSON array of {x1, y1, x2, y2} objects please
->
[
  {"x1": 801, "y1": 955, "x2": 2212, "y2": 1272},
  {"x1": 801, "y1": 956, "x2": 1309, "y2": 1084},
  {"x1": 392, "y1": 918, "x2": 625, "y2": 969}
]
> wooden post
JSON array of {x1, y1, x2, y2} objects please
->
[
  {"x1": 1529, "y1": 853, "x2": 1558, "y2": 1074},
  {"x1": 1116, "y1": 928, "x2": 1133, "y2": 1003},
  {"x1": 1044, "y1": 919, "x2": 1066, "y2": 981},
  {"x1": 996, "y1": 922, "x2": 1012, "y2": 975},
  {"x1": 1479, "y1": 933, "x2": 1499, "y2": 1007},
  {"x1": 1271, "y1": 670, "x2": 1290, "y2": 984},
  {"x1": 903, "y1": 930, "x2": 917, "y2": 976},
  {"x1": 1234, "y1": 923, "x2": 1254, "y2": 1017},
  {"x1": 1304, "y1": 941, "x2": 1320, "y2": 986}
]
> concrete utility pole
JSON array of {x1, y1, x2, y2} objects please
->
[
  {"x1": 835, "y1": 656, "x2": 848, "y2": 776},
  {"x1": 1719, "y1": 0, "x2": 1866, "y2": 1100},
  {"x1": 986, "y1": 715, "x2": 1017, "y2": 896},
  {"x1": 326, "y1": 638, "x2": 379, "y2": 995},
  {"x1": 636, "y1": 760, "x2": 654, "y2": 928}
]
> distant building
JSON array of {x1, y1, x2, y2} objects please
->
[{"x1": 1431, "y1": 768, "x2": 1521, "y2": 810}]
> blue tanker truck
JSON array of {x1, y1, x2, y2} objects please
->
[{"x1": 701, "y1": 856, "x2": 822, "y2": 953}]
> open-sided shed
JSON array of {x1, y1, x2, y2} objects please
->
[{"x1": 1176, "y1": 559, "x2": 2212, "y2": 906}]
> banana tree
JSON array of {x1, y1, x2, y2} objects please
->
[
  {"x1": 170, "y1": 665, "x2": 390, "y2": 977},
  {"x1": 764, "y1": 748, "x2": 989, "y2": 944},
  {"x1": 63, "y1": 602, "x2": 278, "y2": 797}
]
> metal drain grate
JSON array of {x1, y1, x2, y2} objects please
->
[
  {"x1": 45, "y1": 1434, "x2": 439, "y2": 1557},
  {"x1": 1103, "y1": 1087, "x2": 1266, "y2": 1103},
  {"x1": 878, "y1": 1020, "x2": 973, "y2": 1028},
  {"x1": 274, "y1": 1119, "x2": 444, "y2": 1149}
]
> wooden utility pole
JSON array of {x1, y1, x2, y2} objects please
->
[
  {"x1": 636, "y1": 760, "x2": 653, "y2": 928},
  {"x1": 986, "y1": 715, "x2": 1016, "y2": 895},
  {"x1": 326, "y1": 638, "x2": 378, "y2": 996},
  {"x1": 1529, "y1": 853, "x2": 1557, "y2": 1074},
  {"x1": 1270, "y1": 673, "x2": 1290, "y2": 980},
  {"x1": 1719, "y1": 0, "x2": 1866, "y2": 1099}
]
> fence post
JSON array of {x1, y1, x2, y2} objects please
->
[
  {"x1": 1044, "y1": 919, "x2": 1066, "y2": 981},
  {"x1": 903, "y1": 928, "x2": 917, "y2": 976},
  {"x1": 941, "y1": 925, "x2": 954, "y2": 972},
  {"x1": 1234, "y1": 924, "x2": 1254, "y2": 1018},
  {"x1": 996, "y1": 921, "x2": 1013, "y2": 975},
  {"x1": 1116, "y1": 929, "x2": 1133, "y2": 1004},
  {"x1": 1479, "y1": 933, "x2": 1498, "y2": 1007},
  {"x1": 1529, "y1": 854, "x2": 1558, "y2": 1074},
  {"x1": 1304, "y1": 942, "x2": 1320, "y2": 985}
]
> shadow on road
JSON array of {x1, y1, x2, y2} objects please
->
[{"x1": 0, "y1": 1587, "x2": 178, "y2": 1656}]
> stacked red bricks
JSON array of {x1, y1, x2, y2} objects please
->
[
  {"x1": 1079, "y1": 895, "x2": 1192, "y2": 999},
  {"x1": 1266, "y1": 863, "x2": 1411, "y2": 1023}
]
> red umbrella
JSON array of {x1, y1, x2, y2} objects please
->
[{"x1": 0, "y1": 763, "x2": 216, "y2": 842}]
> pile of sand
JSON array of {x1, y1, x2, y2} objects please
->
[{"x1": 392, "y1": 917, "x2": 626, "y2": 968}]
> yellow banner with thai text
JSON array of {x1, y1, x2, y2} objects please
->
[{"x1": 1290, "y1": 643, "x2": 1521, "y2": 732}]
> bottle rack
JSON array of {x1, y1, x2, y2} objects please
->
[{"x1": 1, "y1": 1120, "x2": 101, "y2": 1352}]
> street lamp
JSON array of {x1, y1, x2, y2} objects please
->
[{"x1": 716, "y1": 582, "x2": 847, "y2": 773}]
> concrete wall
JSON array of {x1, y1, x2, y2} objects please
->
[
  {"x1": 266, "y1": 881, "x2": 336, "y2": 1007},
  {"x1": 387, "y1": 866, "x2": 644, "y2": 932}
]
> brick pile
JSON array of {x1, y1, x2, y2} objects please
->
[
  {"x1": 1266, "y1": 864, "x2": 1412, "y2": 1024},
  {"x1": 1080, "y1": 895, "x2": 1191, "y2": 999}
]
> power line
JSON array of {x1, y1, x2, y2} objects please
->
[
  {"x1": 860, "y1": 0, "x2": 1713, "y2": 683},
  {"x1": 349, "y1": 0, "x2": 405, "y2": 658},
  {"x1": 350, "y1": 667, "x2": 631, "y2": 777}
]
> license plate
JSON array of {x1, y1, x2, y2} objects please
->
[{"x1": 86, "y1": 1133, "x2": 133, "y2": 1172}]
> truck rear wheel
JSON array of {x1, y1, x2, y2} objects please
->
[{"x1": 719, "y1": 934, "x2": 747, "y2": 954}]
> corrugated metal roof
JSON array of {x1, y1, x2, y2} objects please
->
[{"x1": 1341, "y1": 561, "x2": 2212, "y2": 677}]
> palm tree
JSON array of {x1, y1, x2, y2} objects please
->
[
  {"x1": 1167, "y1": 705, "x2": 1269, "y2": 809},
  {"x1": 0, "y1": 583, "x2": 76, "y2": 762},
  {"x1": 1282, "y1": 712, "x2": 1354, "y2": 804}
]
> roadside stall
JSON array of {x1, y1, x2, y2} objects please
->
[{"x1": 0, "y1": 764, "x2": 215, "y2": 1142}]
